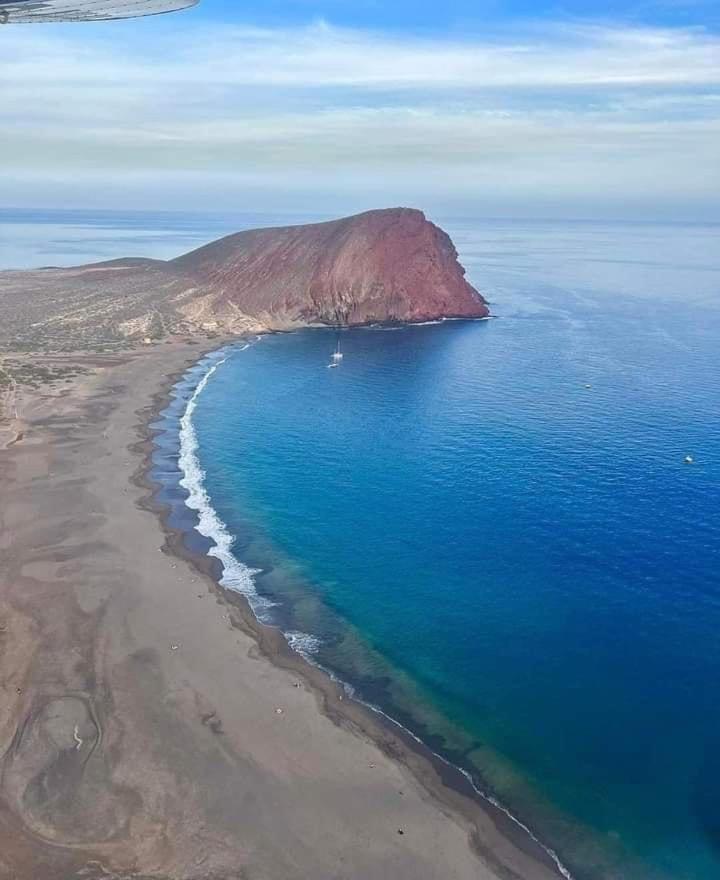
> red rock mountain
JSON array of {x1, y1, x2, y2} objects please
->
[
  {"x1": 0, "y1": 208, "x2": 488, "y2": 349},
  {"x1": 172, "y1": 208, "x2": 488, "y2": 329}
]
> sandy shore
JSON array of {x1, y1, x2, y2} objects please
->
[{"x1": 0, "y1": 341, "x2": 565, "y2": 880}]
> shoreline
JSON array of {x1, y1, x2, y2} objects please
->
[
  {"x1": 0, "y1": 338, "x2": 566, "y2": 880},
  {"x1": 139, "y1": 340, "x2": 573, "y2": 880}
]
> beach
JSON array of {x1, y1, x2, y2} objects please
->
[{"x1": 0, "y1": 340, "x2": 563, "y2": 880}]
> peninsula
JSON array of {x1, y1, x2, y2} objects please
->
[
  {"x1": 0, "y1": 208, "x2": 488, "y2": 350},
  {"x1": 0, "y1": 211, "x2": 568, "y2": 880}
]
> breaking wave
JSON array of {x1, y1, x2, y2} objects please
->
[{"x1": 177, "y1": 344, "x2": 277, "y2": 622}]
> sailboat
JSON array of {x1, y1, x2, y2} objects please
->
[{"x1": 327, "y1": 336, "x2": 343, "y2": 368}]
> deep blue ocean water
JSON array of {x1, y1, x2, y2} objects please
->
[
  {"x1": 4, "y1": 211, "x2": 719, "y2": 879},
  {"x1": 184, "y1": 221, "x2": 720, "y2": 880}
]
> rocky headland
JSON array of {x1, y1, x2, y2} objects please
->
[{"x1": 0, "y1": 208, "x2": 488, "y2": 350}]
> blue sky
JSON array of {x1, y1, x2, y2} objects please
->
[
  {"x1": 1, "y1": 0, "x2": 719, "y2": 218},
  {"x1": 203, "y1": 0, "x2": 720, "y2": 31}
]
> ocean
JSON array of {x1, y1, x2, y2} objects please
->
[{"x1": 4, "y1": 209, "x2": 720, "y2": 879}]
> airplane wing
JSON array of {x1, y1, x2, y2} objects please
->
[{"x1": 0, "y1": 0, "x2": 198, "y2": 22}]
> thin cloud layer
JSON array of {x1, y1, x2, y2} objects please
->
[{"x1": 2, "y1": 19, "x2": 719, "y2": 215}]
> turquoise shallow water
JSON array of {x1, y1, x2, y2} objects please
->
[{"x1": 176, "y1": 220, "x2": 720, "y2": 880}]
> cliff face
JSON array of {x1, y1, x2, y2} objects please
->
[
  {"x1": 172, "y1": 208, "x2": 488, "y2": 328},
  {"x1": 0, "y1": 209, "x2": 488, "y2": 350}
]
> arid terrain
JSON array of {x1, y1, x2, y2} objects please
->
[{"x1": 0, "y1": 209, "x2": 487, "y2": 352}]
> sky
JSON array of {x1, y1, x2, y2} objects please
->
[{"x1": 1, "y1": 0, "x2": 719, "y2": 219}]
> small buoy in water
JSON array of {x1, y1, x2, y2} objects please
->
[
  {"x1": 684, "y1": 455, "x2": 694, "y2": 464},
  {"x1": 584, "y1": 384, "x2": 592, "y2": 389}
]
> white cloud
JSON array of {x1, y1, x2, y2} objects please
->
[
  {"x1": 4, "y1": 20, "x2": 720, "y2": 90},
  {"x1": 1, "y1": 19, "x2": 718, "y2": 215}
]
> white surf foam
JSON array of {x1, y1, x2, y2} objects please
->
[
  {"x1": 285, "y1": 630, "x2": 322, "y2": 658},
  {"x1": 177, "y1": 343, "x2": 276, "y2": 621}
]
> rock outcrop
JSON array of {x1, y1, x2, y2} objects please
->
[
  {"x1": 0, "y1": 209, "x2": 488, "y2": 349},
  {"x1": 172, "y1": 208, "x2": 488, "y2": 329}
]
